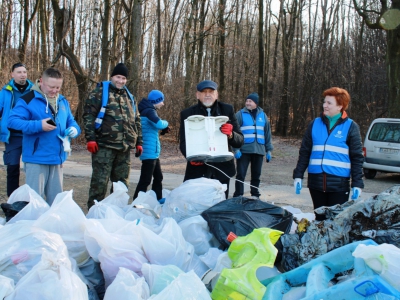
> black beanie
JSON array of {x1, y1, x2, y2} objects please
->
[
  {"x1": 111, "y1": 63, "x2": 129, "y2": 78},
  {"x1": 246, "y1": 93, "x2": 259, "y2": 105}
]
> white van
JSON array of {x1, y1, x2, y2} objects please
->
[{"x1": 362, "y1": 118, "x2": 400, "y2": 179}]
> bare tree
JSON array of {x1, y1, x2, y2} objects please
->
[{"x1": 352, "y1": 0, "x2": 400, "y2": 118}]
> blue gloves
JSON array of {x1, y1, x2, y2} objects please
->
[
  {"x1": 234, "y1": 150, "x2": 242, "y2": 159},
  {"x1": 266, "y1": 151, "x2": 271, "y2": 163},
  {"x1": 294, "y1": 178, "x2": 302, "y2": 194},
  {"x1": 351, "y1": 187, "x2": 362, "y2": 200},
  {"x1": 65, "y1": 126, "x2": 78, "y2": 138}
]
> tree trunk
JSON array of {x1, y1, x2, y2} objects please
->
[
  {"x1": 126, "y1": 0, "x2": 142, "y2": 96},
  {"x1": 218, "y1": 0, "x2": 226, "y2": 97},
  {"x1": 18, "y1": 0, "x2": 40, "y2": 63},
  {"x1": 50, "y1": 0, "x2": 88, "y2": 127},
  {"x1": 258, "y1": 0, "x2": 264, "y2": 107},
  {"x1": 387, "y1": 4, "x2": 400, "y2": 117},
  {"x1": 100, "y1": 0, "x2": 111, "y2": 80}
]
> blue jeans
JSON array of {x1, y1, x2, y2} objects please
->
[
  {"x1": 3, "y1": 135, "x2": 22, "y2": 196},
  {"x1": 233, "y1": 153, "x2": 264, "y2": 197}
]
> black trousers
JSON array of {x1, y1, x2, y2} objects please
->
[
  {"x1": 233, "y1": 153, "x2": 264, "y2": 197},
  {"x1": 133, "y1": 158, "x2": 163, "y2": 200},
  {"x1": 309, "y1": 188, "x2": 350, "y2": 221}
]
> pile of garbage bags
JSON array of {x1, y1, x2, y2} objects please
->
[
  {"x1": 0, "y1": 178, "x2": 293, "y2": 300},
  {"x1": 281, "y1": 185, "x2": 400, "y2": 272},
  {"x1": 2, "y1": 180, "x2": 400, "y2": 300}
]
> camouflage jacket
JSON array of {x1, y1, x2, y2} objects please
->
[{"x1": 83, "y1": 82, "x2": 142, "y2": 151}]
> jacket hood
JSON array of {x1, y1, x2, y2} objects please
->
[
  {"x1": 138, "y1": 98, "x2": 155, "y2": 114},
  {"x1": 2, "y1": 79, "x2": 34, "y2": 92}
]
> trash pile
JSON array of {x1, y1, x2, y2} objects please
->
[{"x1": 1, "y1": 180, "x2": 400, "y2": 300}]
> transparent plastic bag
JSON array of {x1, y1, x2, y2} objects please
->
[
  {"x1": 0, "y1": 221, "x2": 70, "y2": 284},
  {"x1": 5, "y1": 250, "x2": 87, "y2": 300},
  {"x1": 141, "y1": 263, "x2": 183, "y2": 295},
  {"x1": 6, "y1": 184, "x2": 49, "y2": 224},
  {"x1": 148, "y1": 270, "x2": 211, "y2": 300},
  {"x1": 161, "y1": 178, "x2": 225, "y2": 222},
  {"x1": 353, "y1": 243, "x2": 400, "y2": 290},
  {"x1": 0, "y1": 275, "x2": 14, "y2": 299},
  {"x1": 104, "y1": 267, "x2": 149, "y2": 300},
  {"x1": 179, "y1": 215, "x2": 213, "y2": 255},
  {"x1": 33, "y1": 190, "x2": 90, "y2": 265}
]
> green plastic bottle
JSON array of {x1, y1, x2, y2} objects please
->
[{"x1": 211, "y1": 227, "x2": 283, "y2": 300}]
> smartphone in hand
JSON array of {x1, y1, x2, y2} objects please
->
[{"x1": 46, "y1": 119, "x2": 56, "y2": 126}]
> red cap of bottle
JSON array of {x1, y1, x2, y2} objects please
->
[{"x1": 227, "y1": 232, "x2": 237, "y2": 243}]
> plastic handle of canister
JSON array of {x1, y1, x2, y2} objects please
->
[{"x1": 227, "y1": 232, "x2": 237, "y2": 243}]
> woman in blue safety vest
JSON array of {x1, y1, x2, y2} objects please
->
[{"x1": 292, "y1": 87, "x2": 364, "y2": 221}]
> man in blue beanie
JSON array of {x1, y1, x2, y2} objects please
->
[
  {"x1": 0, "y1": 63, "x2": 34, "y2": 196},
  {"x1": 232, "y1": 92, "x2": 273, "y2": 198},
  {"x1": 133, "y1": 90, "x2": 169, "y2": 201}
]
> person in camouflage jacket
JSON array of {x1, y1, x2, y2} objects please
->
[{"x1": 83, "y1": 63, "x2": 142, "y2": 209}]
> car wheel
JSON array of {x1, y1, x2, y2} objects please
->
[{"x1": 364, "y1": 168, "x2": 377, "y2": 179}]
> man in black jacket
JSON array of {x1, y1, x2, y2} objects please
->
[{"x1": 179, "y1": 80, "x2": 244, "y2": 198}]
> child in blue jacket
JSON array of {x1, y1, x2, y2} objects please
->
[{"x1": 133, "y1": 90, "x2": 169, "y2": 201}]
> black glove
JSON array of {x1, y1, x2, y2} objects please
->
[{"x1": 160, "y1": 126, "x2": 171, "y2": 135}]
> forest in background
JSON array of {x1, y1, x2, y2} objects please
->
[{"x1": 1, "y1": 0, "x2": 399, "y2": 141}]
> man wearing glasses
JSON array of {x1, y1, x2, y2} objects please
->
[{"x1": 0, "y1": 63, "x2": 34, "y2": 196}]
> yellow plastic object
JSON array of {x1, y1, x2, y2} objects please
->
[{"x1": 211, "y1": 228, "x2": 283, "y2": 300}]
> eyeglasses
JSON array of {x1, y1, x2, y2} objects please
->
[{"x1": 11, "y1": 63, "x2": 27, "y2": 71}]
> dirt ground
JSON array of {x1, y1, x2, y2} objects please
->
[{"x1": 1, "y1": 136, "x2": 399, "y2": 217}]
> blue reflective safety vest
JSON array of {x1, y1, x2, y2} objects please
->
[
  {"x1": 94, "y1": 81, "x2": 136, "y2": 129},
  {"x1": 308, "y1": 117, "x2": 353, "y2": 177},
  {"x1": 240, "y1": 109, "x2": 266, "y2": 144}
]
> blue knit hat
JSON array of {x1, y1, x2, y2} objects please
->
[
  {"x1": 148, "y1": 90, "x2": 164, "y2": 104},
  {"x1": 246, "y1": 93, "x2": 259, "y2": 105}
]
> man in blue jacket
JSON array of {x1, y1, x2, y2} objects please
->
[
  {"x1": 8, "y1": 67, "x2": 80, "y2": 205},
  {"x1": 133, "y1": 90, "x2": 169, "y2": 201},
  {"x1": 0, "y1": 63, "x2": 34, "y2": 196},
  {"x1": 232, "y1": 93, "x2": 273, "y2": 198}
]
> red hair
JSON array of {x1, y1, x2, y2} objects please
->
[{"x1": 322, "y1": 87, "x2": 350, "y2": 111}]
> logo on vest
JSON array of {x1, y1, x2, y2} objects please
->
[{"x1": 334, "y1": 130, "x2": 343, "y2": 139}]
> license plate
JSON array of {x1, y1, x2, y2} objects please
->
[{"x1": 380, "y1": 148, "x2": 399, "y2": 154}]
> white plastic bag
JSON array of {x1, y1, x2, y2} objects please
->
[
  {"x1": 161, "y1": 178, "x2": 225, "y2": 222},
  {"x1": 199, "y1": 248, "x2": 224, "y2": 269},
  {"x1": 179, "y1": 215, "x2": 213, "y2": 255},
  {"x1": 353, "y1": 243, "x2": 400, "y2": 290},
  {"x1": 6, "y1": 184, "x2": 49, "y2": 224},
  {"x1": 33, "y1": 190, "x2": 90, "y2": 265},
  {"x1": 141, "y1": 263, "x2": 183, "y2": 295},
  {"x1": 84, "y1": 218, "x2": 148, "y2": 287},
  {"x1": 124, "y1": 206, "x2": 156, "y2": 225},
  {"x1": 0, "y1": 221, "x2": 70, "y2": 284},
  {"x1": 5, "y1": 250, "x2": 88, "y2": 300},
  {"x1": 86, "y1": 200, "x2": 125, "y2": 219},
  {"x1": 148, "y1": 270, "x2": 211, "y2": 300},
  {"x1": 131, "y1": 190, "x2": 162, "y2": 219},
  {"x1": 0, "y1": 275, "x2": 14, "y2": 299},
  {"x1": 102, "y1": 181, "x2": 130, "y2": 207},
  {"x1": 104, "y1": 267, "x2": 150, "y2": 300}
]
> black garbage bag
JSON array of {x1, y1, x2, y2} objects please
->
[
  {"x1": 1, "y1": 201, "x2": 29, "y2": 222},
  {"x1": 201, "y1": 196, "x2": 293, "y2": 250}
]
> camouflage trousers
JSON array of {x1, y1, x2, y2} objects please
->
[{"x1": 87, "y1": 146, "x2": 131, "y2": 209}]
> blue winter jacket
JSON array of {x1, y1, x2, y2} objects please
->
[
  {"x1": 0, "y1": 79, "x2": 34, "y2": 142},
  {"x1": 7, "y1": 90, "x2": 81, "y2": 165},
  {"x1": 138, "y1": 99, "x2": 168, "y2": 160}
]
